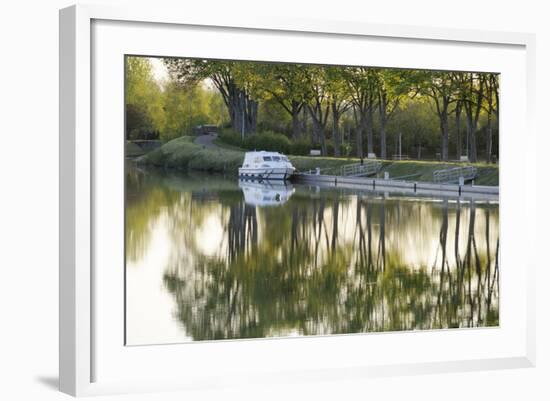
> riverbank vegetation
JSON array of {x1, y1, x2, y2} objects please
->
[
  {"x1": 125, "y1": 57, "x2": 224, "y2": 141},
  {"x1": 138, "y1": 136, "x2": 499, "y2": 185},
  {"x1": 126, "y1": 56, "x2": 499, "y2": 163}
]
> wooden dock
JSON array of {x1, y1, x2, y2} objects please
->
[{"x1": 292, "y1": 173, "x2": 499, "y2": 201}]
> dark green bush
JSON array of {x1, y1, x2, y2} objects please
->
[
  {"x1": 219, "y1": 129, "x2": 349, "y2": 157},
  {"x1": 245, "y1": 131, "x2": 291, "y2": 154},
  {"x1": 218, "y1": 129, "x2": 243, "y2": 148},
  {"x1": 219, "y1": 129, "x2": 293, "y2": 154},
  {"x1": 129, "y1": 127, "x2": 159, "y2": 140},
  {"x1": 289, "y1": 139, "x2": 312, "y2": 156}
]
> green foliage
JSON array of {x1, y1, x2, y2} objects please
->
[
  {"x1": 126, "y1": 56, "x2": 229, "y2": 142},
  {"x1": 246, "y1": 131, "x2": 292, "y2": 153},
  {"x1": 161, "y1": 82, "x2": 223, "y2": 141},
  {"x1": 138, "y1": 136, "x2": 243, "y2": 173},
  {"x1": 128, "y1": 55, "x2": 499, "y2": 162},
  {"x1": 125, "y1": 57, "x2": 164, "y2": 139},
  {"x1": 289, "y1": 139, "x2": 314, "y2": 156},
  {"x1": 126, "y1": 103, "x2": 154, "y2": 139},
  {"x1": 257, "y1": 99, "x2": 291, "y2": 133},
  {"x1": 388, "y1": 98, "x2": 440, "y2": 157},
  {"x1": 217, "y1": 129, "x2": 243, "y2": 148},
  {"x1": 219, "y1": 129, "x2": 328, "y2": 156},
  {"x1": 138, "y1": 135, "x2": 499, "y2": 185},
  {"x1": 219, "y1": 129, "x2": 292, "y2": 154}
]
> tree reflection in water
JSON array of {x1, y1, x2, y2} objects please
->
[{"x1": 126, "y1": 167, "x2": 499, "y2": 342}]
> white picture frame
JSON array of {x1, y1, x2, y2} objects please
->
[{"x1": 59, "y1": 3, "x2": 536, "y2": 397}]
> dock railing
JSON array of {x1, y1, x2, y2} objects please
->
[
  {"x1": 301, "y1": 160, "x2": 381, "y2": 177},
  {"x1": 433, "y1": 165, "x2": 477, "y2": 184}
]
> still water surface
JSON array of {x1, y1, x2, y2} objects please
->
[{"x1": 125, "y1": 164, "x2": 499, "y2": 345}]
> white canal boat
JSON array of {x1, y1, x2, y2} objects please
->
[{"x1": 238, "y1": 151, "x2": 295, "y2": 181}]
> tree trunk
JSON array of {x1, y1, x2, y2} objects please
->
[
  {"x1": 378, "y1": 95, "x2": 387, "y2": 159},
  {"x1": 433, "y1": 95, "x2": 451, "y2": 161},
  {"x1": 244, "y1": 92, "x2": 258, "y2": 135},
  {"x1": 440, "y1": 111, "x2": 449, "y2": 161},
  {"x1": 486, "y1": 116, "x2": 493, "y2": 163},
  {"x1": 366, "y1": 105, "x2": 374, "y2": 156},
  {"x1": 355, "y1": 126, "x2": 363, "y2": 158},
  {"x1": 485, "y1": 80, "x2": 493, "y2": 163},
  {"x1": 455, "y1": 102, "x2": 462, "y2": 160},
  {"x1": 465, "y1": 102, "x2": 481, "y2": 163},
  {"x1": 355, "y1": 115, "x2": 366, "y2": 158},
  {"x1": 471, "y1": 112, "x2": 481, "y2": 164},
  {"x1": 228, "y1": 87, "x2": 257, "y2": 136},
  {"x1": 318, "y1": 126, "x2": 327, "y2": 156},
  {"x1": 465, "y1": 74, "x2": 484, "y2": 163},
  {"x1": 466, "y1": 112, "x2": 477, "y2": 162},
  {"x1": 311, "y1": 122, "x2": 319, "y2": 145},
  {"x1": 308, "y1": 104, "x2": 328, "y2": 156},
  {"x1": 317, "y1": 121, "x2": 327, "y2": 156},
  {"x1": 301, "y1": 106, "x2": 308, "y2": 137},
  {"x1": 332, "y1": 103, "x2": 341, "y2": 157},
  {"x1": 291, "y1": 100, "x2": 302, "y2": 140}
]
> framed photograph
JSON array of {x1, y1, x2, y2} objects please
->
[{"x1": 59, "y1": 4, "x2": 536, "y2": 396}]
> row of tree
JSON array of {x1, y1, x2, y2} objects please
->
[
  {"x1": 125, "y1": 57, "x2": 224, "y2": 141},
  {"x1": 164, "y1": 58, "x2": 499, "y2": 162}
]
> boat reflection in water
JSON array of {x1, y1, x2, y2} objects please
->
[{"x1": 238, "y1": 179, "x2": 295, "y2": 207}]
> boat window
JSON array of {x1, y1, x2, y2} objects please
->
[
  {"x1": 263, "y1": 156, "x2": 272, "y2": 161},
  {"x1": 281, "y1": 156, "x2": 288, "y2": 161},
  {"x1": 272, "y1": 156, "x2": 281, "y2": 161}
]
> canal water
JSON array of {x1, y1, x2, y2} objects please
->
[{"x1": 125, "y1": 163, "x2": 499, "y2": 345}]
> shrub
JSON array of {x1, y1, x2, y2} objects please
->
[
  {"x1": 245, "y1": 131, "x2": 291, "y2": 154},
  {"x1": 129, "y1": 127, "x2": 159, "y2": 140},
  {"x1": 341, "y1": 143, "x2": 352, "y2": 157},
  {"x1": 219, "y1": 129, "x2": 293, "y2": 154},
  {"x1": 289, "y1": 139, "x2": 312, "y2": 156},
  {"x1": 218, "y1": 129, "x2": 243, "y2": 148}
]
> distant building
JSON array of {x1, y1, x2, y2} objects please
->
[{"x1": 193, "y1": 125, "x2": 218, "y2": 135}]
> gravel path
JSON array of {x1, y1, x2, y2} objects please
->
[{"x1": 193, "y1": 133, "x2": 219, "y2": 149}]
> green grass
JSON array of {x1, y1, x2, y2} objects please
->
[
  {"x1": 288, "y1": 155, "x2": 359, "y2": 171},
  {"x1": 212, "y1": 137, "x2": 249, "y2": 152},
  {"x1": 379, "y1": 160, "x2": 499, "y2": 185},
  {"x1": 138, "y1": 136, "x2": 499, "y2": 186},
  {"x1": 138, "y1": 136, "x2": 244, "y2": 173}
]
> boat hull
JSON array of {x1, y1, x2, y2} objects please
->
[{"x1": 238, "y1": 167, "x2": 295, "y2": 181}]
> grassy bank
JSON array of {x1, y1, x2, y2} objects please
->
[
  {"x1": 380, "y1": 160, "x2": 499, "y2": 186},
  {"x1": 138, "y1": 136, "x2": 499, "y2": 186},
  {"x1": 138, "y1": 136, "x2": 361, "y2": 174},
  {"x1": 137, "y1": 136, "x2": 244, "y2": 172}
]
